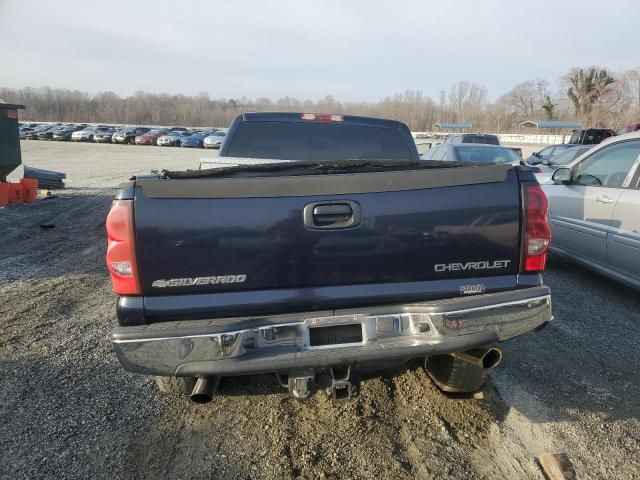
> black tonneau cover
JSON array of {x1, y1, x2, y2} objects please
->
[{"x1": 140, "y1": 164, "x2": 512, "y2": 199}]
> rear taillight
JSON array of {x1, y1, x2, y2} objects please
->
[
  {"x1": 106, "y1": 200, "x2": 140, "y2": 295},
  {"x1": 521, "y1": 182, "x2": 551, "y2": 272}
]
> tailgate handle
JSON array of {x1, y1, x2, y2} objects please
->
[
  {"x1": 303, "y1": 201, "x2": 361, "y2": 229},
  {"x1": 314, "y1": 204, "x2": 352, "y2": 219}
]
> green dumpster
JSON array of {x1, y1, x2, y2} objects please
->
[{"x1": 0, "y1": 103, "x2": 26, "y2": 182}]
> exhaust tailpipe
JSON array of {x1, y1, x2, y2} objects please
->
[
  {"x1": 190, "y1": 376, "x2": 220, "y2": 404},
  {"x1": 453, "y1": 347, "x2": 502, "y2": 370}
]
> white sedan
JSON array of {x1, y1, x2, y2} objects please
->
[{"x1": 203, "y1": 131, "x2": 226, "y2": 149}]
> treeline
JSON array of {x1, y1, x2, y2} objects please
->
[{"x1": 2, "y1": 67, "x2": 639, "y2": 131}]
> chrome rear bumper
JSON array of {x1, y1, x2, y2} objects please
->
[{"x1": 111, "y1": 286, "x2": 552, "y2": 376}]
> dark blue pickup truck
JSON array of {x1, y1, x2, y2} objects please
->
[{"x1": 107, "y1": 112, "x2": 552, "y2": 402}]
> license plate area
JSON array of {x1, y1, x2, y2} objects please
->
[{"x1": 309, "y1": 324, "x2": 363, "y2": 347}]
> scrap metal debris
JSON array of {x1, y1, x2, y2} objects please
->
[{"x1": 24, "y1": 165, "x2": 66, "y2": 190}]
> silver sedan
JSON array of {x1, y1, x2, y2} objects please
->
[{"x1": 543, "y1": 132, "x2": 640, "y2": 288}]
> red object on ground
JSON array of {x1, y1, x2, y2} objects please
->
[
  {"x1": 8, "y1": 183, "x2": 24, "y2": 204},
  {"x1": 0, "y1": 183, "x2": 9, "y2": 206},
  {"x1": 20, "y1": 178, "x2": 38, "y2": 203}
]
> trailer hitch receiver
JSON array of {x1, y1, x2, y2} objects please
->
[{"x1": 330, "y1": 365, "x2": 355, "y2": 402}]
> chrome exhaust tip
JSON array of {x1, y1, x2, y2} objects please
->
[
  {"x1": 481, "y1": 348, "x2": 502, "y2": 369},
  {"x1": 453, "y1": 347, "x2": 502, "y2": 370}
]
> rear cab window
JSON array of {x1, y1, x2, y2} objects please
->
[
  {"x1": 225, "y1": 122, "x2": 414, "y2": 161},
  {"x1": 569, "y1": 132, "x2": 582, "y2": 144},
  {"x1": 460, "y1": 135, "x2": 500, "y2": 145}
]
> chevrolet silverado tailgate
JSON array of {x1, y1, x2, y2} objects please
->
[{"x1": 133, "y1": 165, "x2": 522, "y2": 305}]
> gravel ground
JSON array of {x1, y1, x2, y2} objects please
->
[{"x1": 1, "y1": 142, "x2": 638, "y2": 479}]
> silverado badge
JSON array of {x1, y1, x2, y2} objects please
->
[{"x1": 152, "y1": 275, "x2": 247, "y2": 288}]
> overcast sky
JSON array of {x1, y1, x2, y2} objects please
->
[{"x1": 1, "y1": 0, "x2": 637, "y2": 102}]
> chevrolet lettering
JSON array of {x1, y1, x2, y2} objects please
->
[{"x1": 434, "y1": 260, "x2": 511, "y2": 272}]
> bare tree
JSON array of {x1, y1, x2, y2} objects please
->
[
  {"x1": 541, "y1": 95, "x2": 556, "y2": 120},
  {"x1": 499, "y1": 79, "x2": 549, "y2": 120},
  {"x1": 566, "y1": 67, "x2": 616, "y2": 123}
]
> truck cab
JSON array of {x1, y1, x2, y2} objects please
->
[{"x1": 568, "y1": 128, "x2": 615, "y2": 145}]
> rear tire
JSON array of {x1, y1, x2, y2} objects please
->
[
  {"x1": 154, "y1": 376, "x2": 196, "y2": 396},
  {"x1": 424, "y1": 355, "x2": 487, "y2": 393}
]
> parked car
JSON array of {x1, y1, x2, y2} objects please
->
[
  {"x1": 157, "y1": 131, "x2": 192, "y2": 147},
  {"x1": 36, "y1": 123, "x2": 66, "y2": 140},
  {"x1": 443, "y1": 133, "x2": 500, "y2": 145},
  {"x1": 616, "y1": 124, "x2": 640, "y2": 135},
  {"x1": 72, "y1": 126, "x2": 110, "y2": 142},
  {"x1": 107, "y1": 112, "x2": 552, "y2": 403},
  {"x1": 37, "y1": 124, "x2": 68, "y2": 140},
  {"x1": 94, "y1": 128, "x2": 117, "y2": 143},
  {"x1": 19, "y1": 127, "x2": 34, "y2": 139},
  {"x1": 52, "y1": 124, "x2": 87, "y2": 141},
  {"x1": 180, "y1": 131, "x2": 211, "y2": 148},
  {"x1": 112, "y1": 127, "x2": 150, "y2": 144},
  {"x1": 508, "y1": 147, "x2": 522, "y2": 157},
  {"x1": 525, "y1": 144, "x2": 572, "y2": 165},
  {"x1": 25, "y1": 123, "x2": 60, "y2": 140},
  {"x1": 23, "y1": 124, "x2": 54, "y2": 140},
  {"x1": 544, "y1": 132, "x2": 640, "y2": 289},
  {"x1": 421, "y1": 143, "x2": 521, "y2": 165},
  {"x1": 414, "y1": 142, "x2": 433, "y2": 157},
  {"x1": 135, "y1": 129, "x2": 169, "y2": 145},
  {"x1": 567, "y1": 128, "x2": 615, "y2": 145},
  {"x1": 203, "y1": 131, "x2": 226, "y2": 149},
  {"x1": 533, "y1": 145, "x2": 593, "y2": 184}
]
